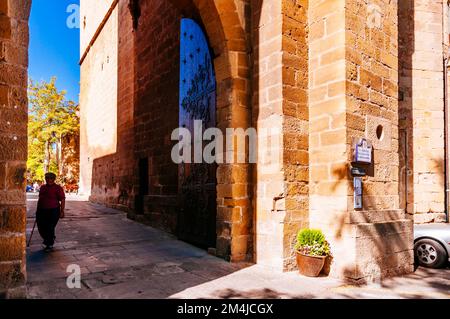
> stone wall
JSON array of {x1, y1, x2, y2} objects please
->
[
  {"x1": 308, "y1": 0, "x2": 351, "y2": 279},
  {"x1": 345, "y1": 0, "x2": 413, "y2": 281},
  {"x1": 79, "y1": 4, "x2": 118, "y2": 197},
  {"x1": 81, "y1": 0, "x2": 135, "y2": 211},
  {"x1": 78, "y1": 0, "x2": 420, "y2": 281},
  {"x1": 131, "y1": 0, "x2": 180, "y2": 233},
  {"x1": 399, "y1": 0, "x2": 448, "y2": 224},
  {"x1": 308, "y1": 0, "x2": 413, "y2": 282},
  {"x1": 80, "y1": 0, "x2": 116, "y2": 55},
  {"x1": 112, "y1": 0, "x2": 136, "y2": 210},
  {"x1": 251, "y1": 0, "x2": 309, "y2": 271},
  {"x1": 280, "y1": 0, "x2": 309, "y2": 271},
  {"x1": 0, "y1": 0, "x2": 30, "y2": 299},
  {"x1": 251, "y1": 0, "x2": 286, "y2": 271}
]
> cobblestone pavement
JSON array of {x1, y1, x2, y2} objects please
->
[{"x1": 26, "y1": 194, "x2": 450, "y2": 299}]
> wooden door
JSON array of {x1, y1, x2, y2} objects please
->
[{"x1": 177, "y1": 18, "x2": 217, "y2": 249}]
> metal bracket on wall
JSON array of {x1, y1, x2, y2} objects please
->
[{"x1": 272, "y1": 193, "x2": 285, "y2": 212}]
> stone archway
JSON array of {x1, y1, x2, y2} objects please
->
[
  {"x1": 76, "y1": 0, "x2": 252, "y2": 263},
  {"x1": 133, "y1": 0, "x2": 253, "y2": 262},
  {"x1": 177, "y1": 17, "x2": 218, "y2": 249},
  {"x1": 180, "y1": 0, "x2": 253, "y2": 263}
]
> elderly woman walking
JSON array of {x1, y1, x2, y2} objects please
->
[{"x1": 36, "y1": 173, "x2": 66, "y2": 251}]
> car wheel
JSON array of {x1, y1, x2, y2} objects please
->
[{"x1": 414, "y1": 239, "x2": 447, "y2": 269}]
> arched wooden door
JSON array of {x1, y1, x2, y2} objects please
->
[{"x1": 177, "y1": 18, "x2": 217, "y2": 249}]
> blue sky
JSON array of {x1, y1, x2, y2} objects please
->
[{"x1": 29, "y1": 0, "x2": 80, "y2": 103}]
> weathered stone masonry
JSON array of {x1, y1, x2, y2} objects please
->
[
  {"x1": 79, "y1": 0, "x2": 450, "y2": 283},
  {"x1": 0, "y1": 0, "x2": 30, "y2": 298},
  {"x1": 399, "y1": 0, "x2": 449, "y2": 224},
  {"x1": 80, "y1": 0, "x2": 435, "y2": 283},
  {"x1": 3, "y1": 0, "x2": 450, "y2": 295},
  {"x1": 80, "y1": 0, "x2": 135, "y2": 212},
  {"x1": 81, "y1": 0, "x2": 254, "y2": 262},
  {"x1": 0, "y1": 0, "x2": 418, "y2": 288}
]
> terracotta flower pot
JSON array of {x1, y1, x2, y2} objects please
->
[{"x1": 296, "y1": 251, "x2": 326, "y2": 277}]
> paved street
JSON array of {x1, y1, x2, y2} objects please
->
[{"x1": 26, "y1": 194, "x2": 450, "y2": 299}]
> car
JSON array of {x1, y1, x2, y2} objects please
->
[
  {"x1": 26, "y1": 185, "x2": 33, "y2": 192},
  {"x1": 414, "y1": 223, "x2": 450, "y2": 269}
]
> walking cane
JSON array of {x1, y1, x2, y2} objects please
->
[{"x1": 27, "y1": 216, "x2": 37, "y2": 247}]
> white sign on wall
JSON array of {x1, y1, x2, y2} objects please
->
[{"x1": 354, "y1": 138, "x2": 372, "y2": 164}]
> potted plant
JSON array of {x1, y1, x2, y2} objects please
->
[{"x1": 295, "y1": 229, "x2": 331, "y2": 277}]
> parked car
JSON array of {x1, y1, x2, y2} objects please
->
[{"x1": 414, "y1": 223, "x2": 450, "y2": 269}]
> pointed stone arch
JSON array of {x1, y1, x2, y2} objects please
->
[{"x1": 139, "y1": 0, "x2": 253, "y2": 262}]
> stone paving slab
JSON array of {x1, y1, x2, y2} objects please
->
[{"x1": 25, "y1": 194, "x2": 450, "y2": 299}]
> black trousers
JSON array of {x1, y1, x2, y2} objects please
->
[{"x1": 36, "y1": 208, "x2": 60, "y2": 246}]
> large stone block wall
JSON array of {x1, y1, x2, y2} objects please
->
[
  {"x1": 79, "y1": 5, "x2": 118, "y2": 197},
  {"x1": 0, "y1": 0, "x2": 30, "y2": 299},
  {"x1": 399, "y1": 0, "x2": 447, "y2": 224},
  {"x1": 81, "y1": 0, "x2": 135, "y2": 211},
  {"x1": 281, "y1": 0, "x2": 309, "y2": 271},
  {"x1": 308, "y1": 0, "x2": 413, "y2": 282},
  {"x1": 345, "y1": 0, "x2": 413, "y2": 281},
  {"x1": 251, "y1": 0, "x2": 309, "y2": 271},
  {"x1": 308, "y1": 0, "x2": 351, "y2": 278},
  {"x1": 80, "y1": 0, "x2": 116, "y2": 54},
  {"x1": 251, "y1": 0, "x2": 286, "y2": 271},
  {"x1": 211, "y1": 0, "x2": 253, "y2": 263},
  {"x1": 113, "y1": 0, "x2": 136, "y2": 210},
  {"x1": 131, "y1": 0, "x2": 180, "y2": 232}
]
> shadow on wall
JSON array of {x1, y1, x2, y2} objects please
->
[
  {"x1": 85, "y1": 1, "x2": 136, "y2": 214},
  {"x1": 309, "y1": 1, "x2": 417, "y2": 284},
  {"x1": 328, "y1": 161, "x2": 414, "y2": 283},
  {"x1": 89, "y1": 148, "x2": 134, "y2": 212}
]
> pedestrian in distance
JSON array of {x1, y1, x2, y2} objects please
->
[{"x1": 35, "y1": 172, "x2": 66, "y2": 251}]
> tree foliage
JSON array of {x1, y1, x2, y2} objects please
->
[{"x1": 27, "y1": 77, "x2": 80, "y2": 183}]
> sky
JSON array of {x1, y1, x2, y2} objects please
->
[{"x1": 29, "y1": 0, "x2": 80, "y2": 103}]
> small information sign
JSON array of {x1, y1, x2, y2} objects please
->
[{"x1": 354, "y1": 138, "x2": 372, "y2": 164}]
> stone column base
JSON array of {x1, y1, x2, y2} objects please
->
[{"x1": 330, "y1": 210, "x2": 415, "y2": 284}]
